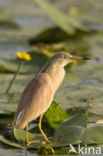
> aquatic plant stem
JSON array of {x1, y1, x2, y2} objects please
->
[{"x1": 6, "y1": 60, "x2": 24, "y2": 94}]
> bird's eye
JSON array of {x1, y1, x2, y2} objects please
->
[{"x1": 67, "y1": 55, "x2": 72, "y2": 59}]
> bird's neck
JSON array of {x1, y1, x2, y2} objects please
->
[{"x1": 46, "y1": 63, "x2": 65, "y2": 92}]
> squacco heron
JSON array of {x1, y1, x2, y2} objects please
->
[{"x1": 13, "y1": 52, "x2": 89, "y2": 146}]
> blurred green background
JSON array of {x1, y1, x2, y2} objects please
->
[{"x1": 0, "y1": 0, "x2": 103, "y2": 155}]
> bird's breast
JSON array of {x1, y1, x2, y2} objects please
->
[{"x1": 50, "y1": 68, "x2": 65, "y2": 93}]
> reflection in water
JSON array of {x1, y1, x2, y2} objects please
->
[
  {"x1": 26, "y1": 149, "x2": 28, "y2": 156},
  {"x1": 25, "y1": 149, "x2": 37, "y2": 156}
]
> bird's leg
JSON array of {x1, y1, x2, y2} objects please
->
[
  {"x1": 25, "y1": 124, "x2": 40, "y2": 147},
  {"x1": 25, "y1": 124, "x2": 29, "y2": 144},
  {"x1": 38, "y1": 114, "x2": 51, "y2": 144}
]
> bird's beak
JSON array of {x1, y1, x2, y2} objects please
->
[{"x1": 71, "y1": 55, "x2": 91, "y2": 61}]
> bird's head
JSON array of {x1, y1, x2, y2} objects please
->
[
  {"x1": 51, "y1": 52, "x2": 91, "y2": 66},
  {"x1": 40, "y1": 52, "x2": 90, "y2": 73}
]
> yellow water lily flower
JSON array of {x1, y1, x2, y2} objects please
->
[
  {"x1": 69, "y1": 7, "x2": 80, "y2": 15},
  {"x1": 17, "y1": 52, "x2": 31, "y2": 61}
]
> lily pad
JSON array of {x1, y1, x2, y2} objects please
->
[
  {"x1": 0, "y1": 19, "x2": 20, "y2": 29},
  {"x1": 54, "y1": 112, "x2": 103, "y2": 146},
  {"x1": 14, "y1": 128, "x2": 41, "y2": 143},
  {"x1": 0, "y1": 135, "x2": 22, "y2": 148},
  {"x1": 54, "y1": 125, "x2": 84, "y2": 146},
  {"x1": 54, "y1": 111, "x2": 87, "y2": 145},
  {"x1": 44, "y1": 101, "x2": 69, "y2": 129},
  {"x1": 82, "y1": 124, "x2": 103, "y2": 145}
]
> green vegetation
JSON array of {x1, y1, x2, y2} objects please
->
[{"x1": 0, "y1": 0, "x2": 103, "y2": 155}]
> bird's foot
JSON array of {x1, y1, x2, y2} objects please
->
[
  {"x1": 26, "y1": 139, "x2": 51, "y2": 147},
  {"x1": 46, "y1": 140, "x2": 51, "y2": 144},
  {"x1": 26, "y1": 140, "x2": 40, "y2": 147},
  {"x1": 42, "y1": 139, "x2": 51, "y2": 144}
]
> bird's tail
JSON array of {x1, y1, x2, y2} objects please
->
[{"x1": 12, "y1": 111, "x2": 25, "y2": 129}]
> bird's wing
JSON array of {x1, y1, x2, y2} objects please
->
[{"x1": 14, "y1": 73, "x2": 54, "y2": 129}]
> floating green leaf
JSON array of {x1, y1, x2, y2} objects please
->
[
  {"x1": 0, "y1": 19, "x2": 20, "y2": 29},
  {"x1": 54, "y1": 112, "x2": 103, "y2": 145},
  {"x1": 44, "y1": 101, "x2": 69, "y2": 129},
  {"x1": 82, "y1": 124, "x2": 103, "y2": 145},
  {"x1": 59, "y1": 110, "x2": 88, "y2": 127},
  {"x1": 0, "y1": 135, "x2": 22, "y2": 148},
  {"x1": 54, "y1": 126, "x2": 84, "y2": 146},
  {"x1": 54, "y1": 111, "x2": 87, "y2": 145},
  {"x1": 14, "y1": 128, "x2": 41, "y2": 143}
]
